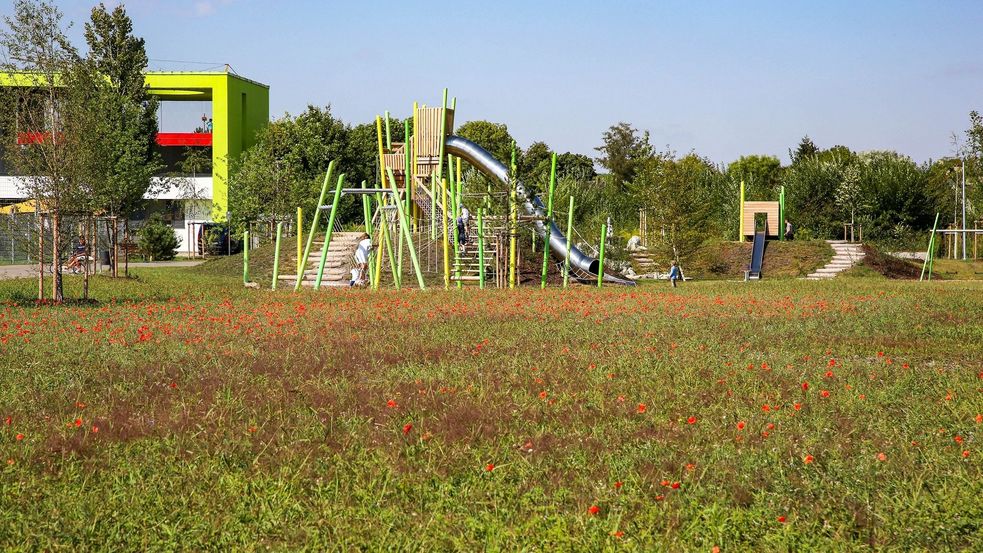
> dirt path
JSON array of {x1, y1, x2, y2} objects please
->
[{"x1": 0, "y1": 261, "x2": 204, "y2": 280}]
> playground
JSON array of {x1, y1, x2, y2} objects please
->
[{"x1": 2, "y1": 1, "x2": 983, "y2": 548}]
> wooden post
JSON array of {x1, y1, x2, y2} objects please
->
[
  {"x1": 271, "y1": 222, "x2": 283, "y2": 290},
  {"x1": 739, "y1": 180, "x2": 745, "y2": 242},
  {"x1": 314, "y1": 174, "x2": 346, "y2": 290},
  {"x1": 508, "y1": 143, "x2": 518, "y2": 289},
  {"x1": 563, "y1": 196, "x2": 574, "y2": 289},
  {"x1": 243, "y1": 230, "x2": 250, "y2": 285},
  {"x1": 295, "y1": 162, "x2": 336, "y2": 291},
  {"x1": 597, "y1": 224, "x2": 607, "y2": 288},
  {"x1": 541, "y1": 153, "x2": 557, "y2": 289},
  {"x1": 296, "y1": 207, "x2": 303, "y2": 277},
  {"x1": 385, "y1": 168, "x2": 426, "y2": 289},
  {"x1": 478, "y1": 208, "x2": 486, "y2": 289}
]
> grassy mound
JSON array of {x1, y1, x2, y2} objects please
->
[{"x1": 676, "y1": 240, "x2": 832, "y2": 280}]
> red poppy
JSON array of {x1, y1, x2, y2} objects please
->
[
  {"x1": 588, "y1": 505, "x2": 600, "y2": 515},
  {"x1": 825, "y1": 370, "x2": 834, "y2": 378},
  {"x1": 74, "y1": 418, "x2": 82, "y2": 428},
  {"x1": 611, "y1": 530, "x2": 624, "y2": 538},
  {"x1": 386, "y1": 399, "x2": 398, "y2": 409},
  {"x1": 963, "y1": 450, "x2": 970, "y2": 458},
  {"x1": 876, "y1": 452, "x2": 886, "y2": 461},
  {"x1": 671, "y1": 482, "x2": 680, "y2": 489},
  {"x1": 687, "y1": 416, "x2": 697, "y2": 425},
  {"x1": 793, "y1": 403, "x2": 802, "y2": 411},
  {"x1": 777, "y1": 516, "x2": 787, "y2": 523},
  {"x1": 402, "y1": 423, "x2": 413, "y2": 435},
  {"x1": 15, "y1": 433, "x2": 24, "y2": 441},
  {"x1": 538, "y1": 391, "x2": 548, "y2": 400},
  {"x1": 803, "y1": 455, "x2": 814, "y2": 464},
  {"x1": 820, "y1": 390, "x2": 830, "y2": 398},
  {"x1": 636, "y1": 403, "x2": 647, "y2": 414},
  {"x1": 736, "y1": 421, "x2": 746, "y2": 430},
  {"x1": 801, "y1": 382, "x2": 809, "y2": 391},
  {"x1": 485, "y1": 463, "x2": 495, "y2": 472},
  {"x1": 2, "y1": 416, "x2": 10, "y2": 426},
  {"x1": 655, "y1": 494, "x2": 665, "y2": 501},
  {"x1": 169, "y1": 382, "x2": 177, "y2": 389},
  {"x1": 614, "y1": 481, "x2": 623, "y2": 489},
  {"x1": 761, "y1": 404, "x2": 771, "y2": 412},
  {"x1": 976, "y1": 414, "x2": 982, "y2": 424},
  {"x1": 660, "y1": 479, "x2": 670, "y2": 487},
  {"x1": 954, "y1": 435, "x2": 964, "y2": 444}
]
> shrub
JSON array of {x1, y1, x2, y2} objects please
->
[{"x1": 137, "y1": 214, "x2": 179, "y2": 261}]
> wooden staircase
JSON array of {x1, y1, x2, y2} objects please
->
[{"x1": 278, "y1": 231, "x2": 364, "y2": 288}]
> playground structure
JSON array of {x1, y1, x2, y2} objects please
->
[
  {"x1": 739, "y1": 182, "x2": 785, "y2": 280},
  {"x1": 263, "y1": 89, "x2": 632, "y2": 291}
]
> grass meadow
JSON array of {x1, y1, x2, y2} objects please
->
[{"x1": 1, "y1": 269, "x2": 981, "y2": 550}]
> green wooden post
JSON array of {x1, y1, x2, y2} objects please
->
[
  {"x1": 508, "y1": 143, "x2": 518, "y2": 289},
  {"x1": 449, "y1": 154, "x2": 462, "y2": 289},
  {"x1": 541, "y1": 153, "x2": 557, "y2": 288},
  {"x1": 405, "y1": 119, "x2": 413, "y2": 223},
  {"x1": 477, "y1": 208, "x2": 486, "y2": 289},
  {"x1": 296, "y1": 207, "x2": 303, "y2": 277},
  {"x1": 597, "y1": 224, "x2": 606, "y2": 288},
  {"x1": 361, "y1": 180, "x2": 376, "y2": 285},
  {"x1": 242, "y1": 230, "x2": 249, "y2": 285},
  {"x1": 563, "y1": 196, "x2": 574, "y2": 288},
  {"x1": 387, "y1": 168, "x2": 426, "y2": 289},
  {"x1": 377, "y1": 191, "x2": 401, "y2": 289},
  {"x1": 778, "y1": 186, "x2": 785, "y2": 241},
  {"x1": 295, "y1": 161, "x2": 335, "y2": 291},
  {"x1": 384, "y1": 110, "x2": 392, "y2": 150},
  {"x1": 314, "y1": 173, "x2": 346, "y2": 290},
  {"x1": 430, "y1": 175, "x2": 438, "y2": 241},
  {"x1": 920, "y1": 213, "x2": 940, "y2": 281},
  {"x1": 271, "y1": 222, "x2": 283, "y2": 290}
]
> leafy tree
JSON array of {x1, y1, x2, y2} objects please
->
[
  {"x1": 726, "y1": 155, "x2": 783, "y2": 200},
  {"x1": 455, "y1": 120, "x2": 516, "y2": 167},
  {"x1": 519, "y1": 141, "x2": 551, "y2": 185},
  {"x1": 595, "y1": 122, "x2": 652, "y2": 188},
  {"x1": 635, "y1": 152, "x2": 718, "y2": 260},
  {"x1": 0, "y1": 0, "x2": 82, "y2": 301},
  {"x1": 82, "y1": 2, "x2": 162, "y2": 277}
]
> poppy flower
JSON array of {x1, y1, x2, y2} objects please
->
[
  {"x1": 611, "y1": 530, "x2": 624, "y2": 538},
  {"x1": 825, "y1": 370, "x2": 834, "y2": 378},
  {"x1": 655, "y1": 494, "x2": 665, "y2": 501},
  {"x1": 636, "y1": 403, "x2": 647, "y2": 414},
  {"x1": 793, "y1": 403, "x2": 802, "y2": 411},
  {"x1": 91, "y1": 426, "x2": 99, "y2": 434},
  {"x1": 801, "y1": 382, "x2": 809, "y2": 391},
  {"x1": 777, "y1": 516, "x2": 787, "y2": 523},
  {"x1": 402, "y1": 423, "x2": 413, "y2": 435},
  {"x1": 954, "y1": 435, "x2": 964, "y2": 444},
  {"x1": 485, "y1": 463, "x2": 495, "y2": 472},
  {"x1": 803, "y1": 455, "x2": 814, "y2": 464},
  {"x1": 386, "y1": 399, "x2": 398, "y2": 409},
  {"x1": 736, "y1": 421, "x2": 746, "y2": 430},
  {"x1": 976, "y1": 414, "x2": 982, "y2": 424},
  {"x1": 963, "y1": 450, "x2": 970, "y2": 458},
  {"x1": 761, "y1": 404, "x2": 771, "y2": 412},
  {"x1": 671, "y1": 482, "x2": 680, "y2": 489},
  {"x1": 538, "y1": 391, "x2": 548, "y2": 400},
  {"x1": 687, "y1": 416, "x2": 697, "y2": 425},
  {"x1": 588, "y1": 505, "x2": 600, "y2": 515},
  {"x1": 614, "y1": 481, "x2": 623, "y2": 489},
  {"x1": 2, "y1": 416, "x2": 10, "y2": 426},
  {"x1": 74, "y1": 418, "x2": 82, "y2": 428},
  {"x1": 876, "y1": 452, "x2": 886, "y2": 461},
  {"x1": 15, "y1": 433, "x2": 24, "y2": 441},
  {"x1": 820, "y1": 390, "x2": 830, "y2": 398},
  {"x1": 660, "y1": 479, "x2": 670, "y2": 487}
]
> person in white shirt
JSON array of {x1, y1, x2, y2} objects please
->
[
  {"x1": 457, "y1": 206, "x2": 470, "y2": 248},
  {"x1": 351, "y1": 234, "x2": 373, "y2": 286}
]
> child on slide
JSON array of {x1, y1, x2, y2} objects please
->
[{"x1": 668, "y1": 260, "x2": 683, "y2": 288}]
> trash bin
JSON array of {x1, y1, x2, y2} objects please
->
[{"x1": 99, "y1": 250, "x2": 111, "y2": 266}]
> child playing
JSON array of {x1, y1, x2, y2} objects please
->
[{"x1": 668, "y1": 260, "x2": 683, "y2": 288}]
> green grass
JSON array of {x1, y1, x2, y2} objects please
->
[{"x1": 1, "y1": 269, "x2": 981, "y2": 550}]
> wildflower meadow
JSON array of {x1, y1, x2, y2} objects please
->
[{"x1": 0, "y1": 270, "x2": 980, "y2": 549}]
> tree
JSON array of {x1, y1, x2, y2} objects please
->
[
  {"x1": 519, "y1": 141, "x2": 551, "y2": 185},
  {"x1": 0, "y1": 0, "x2": 82, "y2": 301},
  {"x1": 790, "y1": 135, "x2": 818, "y2": 164},
  {"x1": 83, "y1": 2, "x2": 162, "y2": 277},
  {"x1": 595, "y1": 122, "x2": 652, "y2": 188},
  {"x1": 455, "y1": 120, "x2": 516, "y2": 167},
  {"x1": 137, "y1": 213, "x2": 178, "y2": 261},
  {"x1": 635, "y1": 152, "x2": 718, "y2": 260},
  {"x1": 726, "y1": 155, "x2": 783, "y2": 200}
]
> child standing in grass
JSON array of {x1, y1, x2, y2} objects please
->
[{"x1": 668, "y1": 260, "x2": 683, "y2": 288}]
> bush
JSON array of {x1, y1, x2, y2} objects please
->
[{"x1": 137, "y1": 214, "x2": 179, "y2": 261}]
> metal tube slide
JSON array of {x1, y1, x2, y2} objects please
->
[{"x1": 445, "y1": 135, "x2": 634, "y2": 285}]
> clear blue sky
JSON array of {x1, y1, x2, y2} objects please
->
[{"x1": 9, "y1": 0, "x2": 983, "y2": 164}]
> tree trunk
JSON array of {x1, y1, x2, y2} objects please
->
[
  {"x1": 124, "y1": 219, "x2": 130, "y2": 278},
  {"x1": 83, "y1": 216, "x2": 91, "y2": 301},
  {"x1": 37, "y1": 212, "x2": 44, "y2": 301},
  {"x1": 51, "y1": 211, "x2": 63, "y2": 302},
  {"x1": 112, "y1": 217, "x2": 119, "y2": 278}
]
